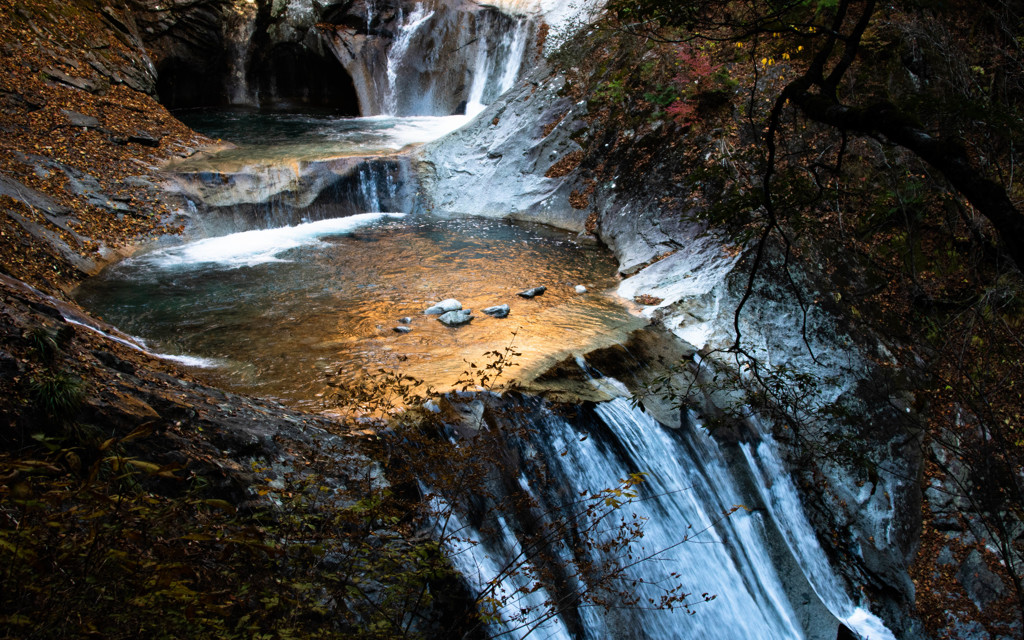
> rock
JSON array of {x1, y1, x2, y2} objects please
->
[
  {"x1": 957, "y1": 549, "x2": 1006, "y2": 608},
  {"x1": 62, "y1": 167, "x2": 130, "y2": 212},
  {"x1": 438, "y1": 309, "x2": 473, "y2": 326},
  {"x1": 482, "y1": 304, "x2": 510, "y2": 318},
  {"x1": 398, "y1": 317, "x2": 412, "y2": 324},
  {"x1": 424, "y1": 298, "x2": 462, "y2": 315},
  {"x1": 392, "y1": 326, "x2": 412, "y2": 334},
  {"x1": 128, "y1": 130, "x2": 161, "y2": 147},
  {"x1": 0, "y1": 172, "x2": 71, "y2": 217},
  {"x1": 575, "y1": 285, "x2": 587, "y2": 294},
  {"x1": 44, "y1": 68, "x2": 101, "y2": 93},
  {"x1": 517, "y1": 286, "x2": 546, "y2": 298},
  {"x1": 61, "y1": 109, "x2": 100, "y2": 128}
]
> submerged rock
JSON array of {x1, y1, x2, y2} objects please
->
[
  {"x1": 424, "y1": 298, "x2": 462, "y2": 315},
  {"x1": 393, "y1": 326, "x2": 412, "y2": 334},
  {"x1": 438, "y1": 309, "x2": 474, "y2": 326},
  {"x1": 482, "y1": 304, "x2": 510, "y2": 318},
  {"x1": 517, "y1": 286, "x2": 546, "y2": 298},
  {"x1": 398, "y1": 316, "x2": 413, "y2": 324}
]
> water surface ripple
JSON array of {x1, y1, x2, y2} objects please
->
[{"x1": 75, "y1": 216, "x2": 643, "y2": 409}]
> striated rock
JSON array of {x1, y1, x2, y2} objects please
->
[
  {"x1": 0, "y1": 172, "x2": 71, "y2": 217},
  {"x1": 957, "y1": 549, "x2": 1006, "y2": 609},
  {"x1": 43, "y1": 67, "x2": 102, "y2": 93},
  {"x1": 61, "y1": 109, "x2": 101, "y2": 128},
  {"x1": 128, "y1": 129, "x2": 161, "y2": 147}
]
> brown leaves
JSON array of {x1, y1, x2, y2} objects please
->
[
  {"x1": 0, "y1": 2, "x2": 212, "y2": 292},
  {"x1": 545, "y1": 150, "x2": 584, "y2": 179}
]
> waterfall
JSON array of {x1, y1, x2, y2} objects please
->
[
  {"x1": 441, "y1": 396, "x2": 807, "y2": 639},
  {"x1": 356, "y1": 161, "x2": 398, "y2": 213},
  {"x1": 224, "y1": 1, "x2": 259, "y2": 106},
  {"x1": 497, "y1": 18, "x2": 529, "y2": 94},
  {"x1": 384, "y1": 3, "x2": 435, "y2": 116},
  {"x1": 465, "y1": 13, "x2": 531, "y2": 117},
  {"x1": 740, "y1": 436, "x2": 897, "y2": 640},
  {"x1": 465, "y1": 20, "x2": 493, "y2": 117}
]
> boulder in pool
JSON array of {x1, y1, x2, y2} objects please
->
[
  {"x1": 482, "y1": 304, "x2": 510, "y2": 318},
  {"x1": 517, "y1": 286, "x2": 546, "y2": 298},
  {"x1": 424, "y1": 299, "x2": 462, "y2": 315},
  {"x1": 438, "y1": 309, "x2": 474, "y2": 326}
]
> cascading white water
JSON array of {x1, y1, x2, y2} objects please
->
[
  {"x1": 442, "y1": 396, "x2": 808, "y2": 639},
  {"x1": 465, "y1": 19, "x2": 493, "y2": 117},
  {"x1": 225, "y1": 1, "x2": 259, "y2": 106},
  {"x1": 356, "y1": 161, "x2": 399, "y2": 212},
  {"x1": 436, "y1": 506, "x2": 576, "y2": 640},
  {"x1": 740, "y1": 436, "x2": 897, "y2": 640},
  {"x1": 497, "y1": 19, "x2": 529, "y2": 93},
  {"x1": 384, "y1": 3, "x2": 435, "y2": 116},
  {"x1": 465, "y1": 14, "x2": 531, "y2": 117}
]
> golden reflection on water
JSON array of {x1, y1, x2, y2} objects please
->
[{"x1": 77, "y1": 218, "x2": 644, "y2": 410}]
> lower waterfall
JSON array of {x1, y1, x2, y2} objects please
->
[
  {"x1": 439, "y1": 394, "x2": 804, "y2": 639},
  {"x1": 436, "y1": 391, "x2": 896, "y2": 639},
  {"x1": 741, "y1": 437, "x2": 896, "y2": 640}
]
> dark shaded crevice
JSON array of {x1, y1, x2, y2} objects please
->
[
  {"x1": 152, "y1": 3, "x2": 360, "y2": 114},
  {"x1": 156, "y1": 57, "x2": 228, "y2": 109},
  {"x1": 254, "y1": 42, "x2": 360, "y2": 114}
]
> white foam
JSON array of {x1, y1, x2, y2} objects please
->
[
  {"x1": 151, "y1": 353, "x2": 219, "y2": 368},
  {"x1": 65, "y1": 318, "x2": 219, "y2": 369},
  {"x1": 143, "y1": 213, "x2": 406, "y2": 269},
  {"x1": 378, "y1": 115, "x2": 473, "y2": 146},
  {"x1": 843, "y1": 608, "x2": 898, "y2": 640}
]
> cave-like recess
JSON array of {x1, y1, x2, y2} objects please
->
[
  {"x1": 253, "y1": 42, "x2": 359, "y2": 113},
  {"x1": 156, "y1": 42, "x2": 359, "y2": 114}
]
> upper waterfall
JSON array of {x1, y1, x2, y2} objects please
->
[
  {"x1": 383, "y1": 3, "x2": 435, "y2": 115},
  {"x1": 322, "y1": 0, "x2": 538, "y2": 116}
]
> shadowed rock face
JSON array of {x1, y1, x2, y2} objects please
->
[
  {"x1": 138, "y1": 0, "x2": 359, "y2": 112},
  {"x1": 254, "y1": 42, "x2": 359, "y2": 112}
]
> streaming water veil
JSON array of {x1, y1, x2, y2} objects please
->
[
  {"x1": 741, "y1": 435, "x2": 897, "y2": 640},
  {"x1": 384, "y1": 3, "x2": 435, "y2": 116},
  {"x1": 437, "y1": 394, "x2": 807, "y2": 639},
  {"x1": 465, "y1": 14, "x2": 532, "y2": 117}
]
